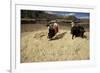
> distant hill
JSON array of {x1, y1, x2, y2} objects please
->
[{"x1": 21, "y1": 10, "x2": 89, "y2": 24}]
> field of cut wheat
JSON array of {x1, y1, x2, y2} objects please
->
[{"x1": 21, "y1": 24, "x2": 89, "y2": 63}]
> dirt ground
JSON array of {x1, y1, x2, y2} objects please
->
[{"x1": 21, "y1": 24, "x2": 89, "y2": 63}]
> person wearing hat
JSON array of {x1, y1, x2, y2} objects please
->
[{"x1": 47, "y1": 20, "x2": 59, "y2": 39}]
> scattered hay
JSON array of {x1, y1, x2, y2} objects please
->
[
  {"x1": 33, "y1": 31, "x2": 47, "y2": 39},
  {"x1": 21, "y1": 24, "x2": 89, "y2": 63}
]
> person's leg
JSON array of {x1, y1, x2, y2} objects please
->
[{"x1": 72, "y1": 34, "x2": 74, "y2": 39}]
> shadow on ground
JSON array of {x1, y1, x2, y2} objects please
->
[{"x1": 51, "y1": 32, "x2": 67, "y2": 40}]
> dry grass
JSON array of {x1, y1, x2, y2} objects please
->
[{"x1": 21, "y1": 24, "x2": 89, "y2": 63}]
